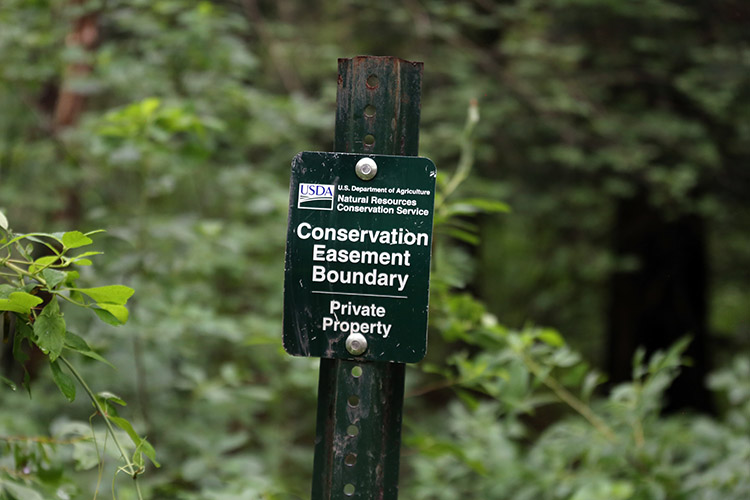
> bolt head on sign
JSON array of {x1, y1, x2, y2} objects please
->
[{"x1": 283, "y1": 152, "x2": 437, "y2": 363}]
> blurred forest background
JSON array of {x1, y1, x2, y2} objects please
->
[{"x1": 1, "y1": 0, "x2": 750, "y2": 499}]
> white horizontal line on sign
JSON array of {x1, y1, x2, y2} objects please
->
[{"x1": 312, "y1": 290, "x2": 407, "y2": 300}]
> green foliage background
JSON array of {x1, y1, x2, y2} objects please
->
[{"x1": 0, "y1": 0, "x2": 749, "y2": 499}]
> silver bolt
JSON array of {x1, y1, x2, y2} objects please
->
[
  {"x1": 346, "y1": 333, "x2": 368, "y2": 356},
  {"x1": 355, "y1": 157, "x2": 378, "y2": 181}
]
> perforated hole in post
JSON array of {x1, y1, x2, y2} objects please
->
[
  {"x1": 347, "y1": 425, "x2": 359, "y2": 437},
  {"x1": 363, "y1": 134, "x2": 375, "y2": 147},
  {"x1": 348, "y1": 395, "x2": 360, "y2": 408},
  {"x1": 351, "y1": 366, "x2": 363, "y2": 378},
  {"x1": 364, "y1": 104, "x2": 376, "y2": 117},
  {"x1": 366, "y1": 74, "x2": 379, "y2": 88},
  {"x1": 344, "y1": 484, "x2": 355, "y2": 496},
  {"x1": 345, "y1": 453, "x2": 357, "y2": 466}
]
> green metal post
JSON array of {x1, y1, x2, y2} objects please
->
[{"x1": 311, "y1": 56, "x2": 423, "y2": 499}]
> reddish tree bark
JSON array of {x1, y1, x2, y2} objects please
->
[{"x1": 54, "y1": 0, "x2": 98, "y2": 131}]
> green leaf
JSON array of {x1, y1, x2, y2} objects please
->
[
  {"x1": 62, "y1": 252, "x2": 103, "y2": 267},
  {"x1": 22, "y1": 233, "x2": 63, "y2": 245},
  {"x1": 68, "y1": 251, "x2": 103, "y2": 261},
  {"x1": 459, "y1": 198, "x2": 511, "y2": 213},
  {"x1": 109, "y1": 415, "x2": 160, "y2": 467},
  {"x1": 455, "y1": 388, "x2": 480, "y2": 411},
  {"x1": 109, "y1": 415, "x2": 139, "y2": 442},
  {"x1": 445, "y1": 227, "x2": 480, "y2": 245},
  {"x1": 0, "y1": 292, "x2": 43, "y2": 314},
  {"x1": 3, "y1": 481, "x2": 44, "y2": 500},
  {"x1": 42, "y1": 269, "x2": 67, "y2": 289},
  {"x1": 13, "y1": 291, "x2": 44, "y2": 310},
  {"x1": 139, "y1": 97, "x2": 161, "y2": 116},
  {"x1": 112, "y1": 416, "x2": 160, "y2": 468},
  {"x1": 69, "y1": 290, "x2": 84, "y2": 304},
  {"x1": 98, "y1": 391, "x2": 127, "y2": 406},
  {"x1": 441, "y1": 199, "x2": 511, "y2": 219},
  {"x1": 94, "y1": 393, "x2": 127, "y2": 420},
  {"x1": 0, "y1": 375, "x2": 17, "y2": 391},
  {"x1": 0, "y1": 301, "x2": 27, "y2": 314},
  {"x1": 137, "y1": 437, "x2": 161, "y2": 468},
  {"x1": 65, "y1": 271, "x2": 80, "y2": 287},
  {"x1": 76, "y1": 285, "x2": 134, "y2": 305},
  {"x1": 33, "y1": 299, "x2": 66, "y2": 361},
  {"x1": 582, "y1": 370, "x2": 606, "y2": 402},
  {"x1": 0, "y1": 211, "x2": 8, "y2": 230},
  {"x1": 13, "y1": 322, "x2": 31, "y2": 365},
  {"x1": 0, "y1": 284, "x2": 14, "y2": 298},
  {"x1": 62, "y1": 331, "x2": 88, "y2": 351},
  {"x1": 96, "y1": 303, "x2": 129, "y2": 324},
  {"x1": 50, "y1": 360, "x2": 76, "y2": 402},
  {"x1": 22, "y1": 369, "x2": 31, "y2": 397},
  {"x1": 62, "y1": 231, "x2": 93, "y2": 249},
  {"x1": 93, "y1": 307, "x2": 124, "y2": 326},
  {"x1": 32, "y1": 255, "x2": 60, "y2": 271},
  {"x1": 538, "y1": 329, "x2": 565, "y2": 347},
  {"x1": 64, "y1": 332, "x2": 115, "y2": 368},
  {"x1": 133, "y1": 444, "x2": 145, "y2": 469}
]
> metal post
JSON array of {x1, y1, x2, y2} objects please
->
[{"x1": 311, "y1": 56, "x2": 423, "y2": 500}]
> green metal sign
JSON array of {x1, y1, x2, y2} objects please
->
[{"x1": 283, "y1": 151, "x2": 436, "y2": 363}]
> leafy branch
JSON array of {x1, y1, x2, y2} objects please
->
[
  {"x1": 0, "y1": 212, "x2": 158, "y2": 498},
  {"x1": 428, "y1": 101, "x2": 616, "y2": 441},
  {"x1": 433, "y1": 99, "x2": 510, "y2": 246}
]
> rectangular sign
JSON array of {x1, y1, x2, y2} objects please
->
[{"x1": 283, "y1": 152, "x2": 436, "y2": 363}]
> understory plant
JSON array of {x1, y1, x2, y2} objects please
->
[
  {"x1": 0, "y1": 212, "x2": 157, "y2": 499},
  {"x1": 402, "y1": 101, "x2": 750, "y2": 500},
  {"x1": 406, "y1": 306, "x2": 750, "y2": 500}
]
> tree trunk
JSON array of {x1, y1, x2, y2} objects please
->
[
  {"x1": 53, "y1": 0, "x2": 99, "y2": 223},
  {"x1": 607, "y1": 194, "x2": 713, "y2": 413},
  {"x1": 54, "y1": 0, "x2": 98, "y2": 130}
]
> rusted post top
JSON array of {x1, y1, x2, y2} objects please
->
[{"x1": 336, "y1": 56, "x2": 423, "y2": 157}]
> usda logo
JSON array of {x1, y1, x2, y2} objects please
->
[{"x1": 298, "y1": 183, "x2": 335, "y2": 210}]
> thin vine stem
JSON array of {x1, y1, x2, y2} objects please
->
[
  {"x1": 3, "y1": 261, "x2": 42, "y2": 284},
  {"x1": 90, "y1": 413, "x2": 105, "y2": 500},
  {"x1": 54, "y1": 291, "x2": 90, "y2": 308},
  {"x1": 59, "y1": 356, "x2": 144, "y2": 500},
  {"x1": 435, "y1": 99, "x2": 480, "y2": 211},
  {"x1": 519, "y1": 351, "x2": 617, "y2": 441}
]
